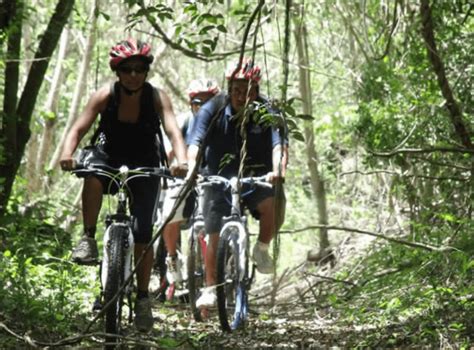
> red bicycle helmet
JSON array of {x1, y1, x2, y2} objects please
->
[
  {"x1": 109, "y1": 38, "x2": 154, "y2": 70},
  {"x1": 186, "y1": 78, "x2": 220, "y2": 99},
  {"x1": 225, "y1": 58, "x2": 261, "y2": 83}
]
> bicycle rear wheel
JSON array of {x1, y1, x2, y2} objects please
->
[
  {"x1": 103, "y1": 225, "x2": 127, "y2": 347},
  {"x1": 187, "y1": 225, "x2": 205, "y2": 321},
  {"x1": 216, "y1": 226, "x2": 247, "y2": 332}
]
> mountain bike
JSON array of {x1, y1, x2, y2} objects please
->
[
  {"x1": 210, "y1": 175, "x2": 271, "y2": 332},
  {"x1": 72, "y1": 160, "x2": 170, "y2": 348}
]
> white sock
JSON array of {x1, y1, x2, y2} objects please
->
[{"x1": 256, "y1": 241, "x2": 269, "y2": 251}]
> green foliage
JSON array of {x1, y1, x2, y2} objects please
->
[
  {"x1": 321, "y1": 224, "x2": 474, "y2": 347},
  {"x1": 1, "y1": 0, "x2": 471, "y2": 347},
  {"x1": 350, "y1": 1, "x2": 473, "y2": 157},
  {"x1": 348, "y1": 0, "x2": 473, "y2": 249},
  {"x1": 0, "y1": 211, "x2": 98, "y2": 344},
  {"x1": 126, "y1": 1, "x2": 228, "y2": 57},
  {"x1": 270, "y1": 97, "x2": 311, "y2": 143}
]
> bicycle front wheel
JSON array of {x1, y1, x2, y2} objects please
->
[
  {"x1": 187, "y1": 224, "x2": 205, "y2": 321},
  {"x1": 216, "y1": 225, "x2": 247, "y2": 332},
  {"x1": 103, "y1": 225, "x2": 127, "y2": 346}
]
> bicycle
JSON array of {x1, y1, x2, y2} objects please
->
[
  {"x1": 206, "y1": 175, "x2": 271, "y2": 332},
  {"x1": 72, "y1": 159, "x2": 171, "y2": 347}
]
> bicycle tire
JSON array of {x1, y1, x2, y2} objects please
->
[
  {"x1": 103, "y1": 224, "x2": 127, "y2": 347},
  {"x1": 216, "y1": 225, "x2": 247, "y2": 332},
  {"x1": 187, "y1": 224, "x2": 205, "y2": 321}
]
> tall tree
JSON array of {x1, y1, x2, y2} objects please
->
[
  {"x1": 1, "y1": 1, "x2": 24, "y2": 213},
  {"x1": 0, "y1": 0, "x2": 75, "y2": 217},
  {"x1": 48, "y1": 0, "x2": 98, "y2": 172},
  {"x1": 293, "y1": 4, "x2": 330, "y2": 260}
]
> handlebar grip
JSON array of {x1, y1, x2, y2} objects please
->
[
  {"x1": 73, "y1": 161, "x2": 85, "y2": 171},
  {"x1": 153, "y1": 167, "x2": 172, "y2": 177}
]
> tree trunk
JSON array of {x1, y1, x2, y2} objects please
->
[
  {"x1": 0, "y1": 1, "x2": 23, "y2": 215},
  {"x1": 48, "y1": 0, "x2": 98, "y2": 172},
  {"x1": 293, "y1": 6, "x2": 331, "y2": 259},
  {"x1": 0, "y1": 0, "x2": 74, "y2": 217},
  {"x1": 35, "y1": 28, "x2": 70, "y2": 192}
]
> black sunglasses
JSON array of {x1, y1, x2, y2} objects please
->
[{"x1": 118, "y1": 65, "x2": 148, "y2": 74}]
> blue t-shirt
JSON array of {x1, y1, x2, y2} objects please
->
[{"x1": 187, "y1": 94, "x2": 286, "y2": 178}]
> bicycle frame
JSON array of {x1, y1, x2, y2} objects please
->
[
  {"x1": 101, "y1": 167, "x2": 135, "y2": 309},
  {"x1": 213, "y1": 175, "x2": 270, "y2": 331},
  {"x1": 221, "y1": 177, "x2": 249, "y2": 283}
]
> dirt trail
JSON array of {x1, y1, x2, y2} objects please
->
[{"x1": 139, "y1": 234, "x2": 375, "y2": 349}]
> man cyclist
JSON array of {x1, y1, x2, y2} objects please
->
[
  {"x1": 59, "y1": 38, "x2": 188, "y2": 332},
  {"x1": 186, "y1": 58, "x2": 288, "y2": 309},
  {"x1": 161, "y1": 78, "x2": 220, "y2": 285}
]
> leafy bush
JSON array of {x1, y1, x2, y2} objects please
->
[
  {"x1": 324, "y1": 222, "x2": 474, "y2": 347},
  {"x1": 0, "y1": 212, "x2": 99, "y2": 345}
]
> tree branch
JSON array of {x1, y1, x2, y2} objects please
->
[
  {"x1": 420, "y1": 0, "x2": 473, "y2": 149},
  {"x1": 339, "y1": 169, "x2": 469, "y2": 182},
  {"x1": 373, "y1": 0, "x2": 400, "y2": 60},
  {"x1": 136, "y1": 2, "x2": 260, "y2": 62},
  {"x1": 304, "y1": 272, "x2": 358, "y2": 287},
  {"x1": 369, "y1": 147, "x2": 474, "y2": 156},
  {"x1": 334, "y1": 3, "x2": 371, "y2": 63},
  {"x1": 410, "y1": 155, "x2": 470, "y2": 171},
  {"x1": 279, "y1": 225, "x2": 454, "y2": 252}
]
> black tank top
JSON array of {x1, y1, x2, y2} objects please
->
[{"x1": 100, "y1": 82, "x2": 161, "y2": 166}]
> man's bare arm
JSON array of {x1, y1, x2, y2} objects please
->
[{"x1": 156, "y1": 88, "x2": 187, "y2": 165}]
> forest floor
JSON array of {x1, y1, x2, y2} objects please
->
[{"x1": 129, "y1": 233, "x2": 376, "y2": 349}]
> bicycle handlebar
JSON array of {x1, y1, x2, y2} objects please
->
[
  {"x1": 198, "y1": 175, "x2": 272, "y2": 189},
  {"x1": 71, "y1": 162, "x2": 172, "y2": 179}
]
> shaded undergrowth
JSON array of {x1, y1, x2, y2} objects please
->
[{"x1": 1, "y1": 209, "x2": 473, "y2": 348}]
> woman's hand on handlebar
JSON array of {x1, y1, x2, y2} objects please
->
[{"x1": 59, "y1": 156, "x2": 76, "y2": 171}]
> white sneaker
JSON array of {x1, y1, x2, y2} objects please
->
[
  {"x1": 166, "y1": 255, "x2": 183, "y2": 284},
  {"x1": 252, "y1": 242, "x2": 273, "y2": 274},
  {"x1": 196, "y1": 287, "x2": 217, "y2": 309}
]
